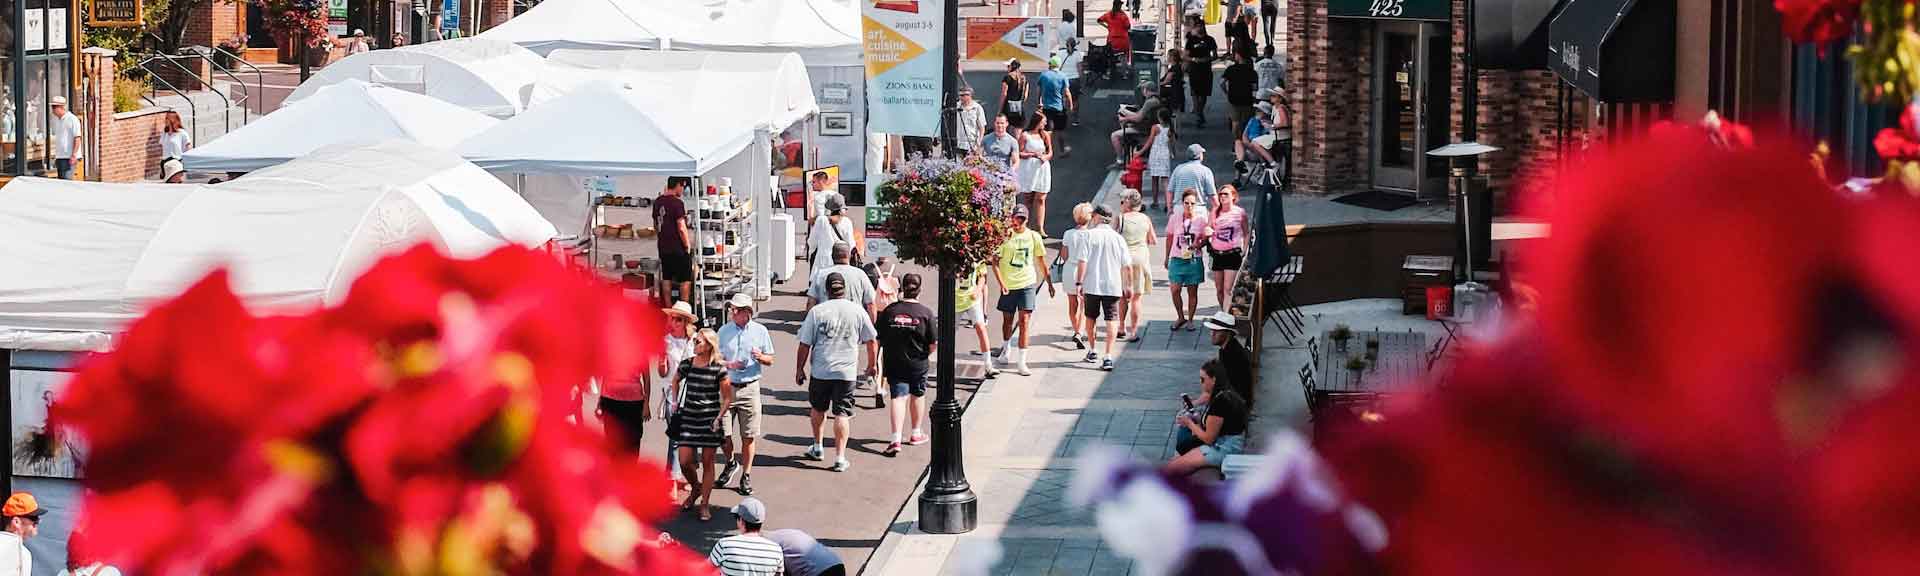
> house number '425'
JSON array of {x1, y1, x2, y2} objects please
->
[{"x1": 1370, "y1": 0, "x2": 1404, "y2": 16}]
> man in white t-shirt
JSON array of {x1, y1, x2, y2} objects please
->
[
  {"x1": 1074, "y1": 205, "x2": 1132, "y2": 371},
  {"x1": 0, "y1": 492, "x2": 46, "y2": 576},
  {"x1": 50, "y1": 96, "x2": 81, "y2": 180}
]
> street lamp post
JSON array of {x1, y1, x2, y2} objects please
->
[{"x1": 918, "y1": 0, "x2": 978, "y2": 535}]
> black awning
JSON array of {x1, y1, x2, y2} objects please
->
[
  {"x1": 1548, "y1": 0, "x2": 1674, "y2": 102},
  {"x1": 1473, "y1": 0, "x2": 1567, "y2": 70}
]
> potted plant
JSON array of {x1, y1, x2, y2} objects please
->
[
  {"x1": 1365, "y1": 336, "x2": 1380, "y2": 359},
  {"x1": 1345, "y1": 356, "x2": 1368, "y2": 381},
  {"x1": 214, "y1": 34, "x2": 248, "y2": 68},
  {"x1": 1330, "y1": 324, "x2": 1353, "y2": 353}
]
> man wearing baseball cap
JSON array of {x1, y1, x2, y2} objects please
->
[
  {"x1": 991, "y1": 205, "x2": 1052, "y2": 376},
  {"x1": 49, "y1": 96, "x2": 82, "y2": 180},
  {"x1": 709, "y1": 498, "x2": 784, "y2": 575},
  {"x1": 795, "y1": 272, "x2": 878, "y2": 473},
  {"x1": 717, "y1": 292, "x2": 775, "y2": 495},
  {"x1": 0, "y1": 492, "x2": 45, "y2": 575},
  {"x1": 1204, "y1": 311, "x2": 1255, "y2": 405},
  {"x1": 1037, "y1": 56, "x2": 1073, "y2": 148}
]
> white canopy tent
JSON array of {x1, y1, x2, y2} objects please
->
[
  {"x1": 285, "y1": 38, "x2": 542, "y2": 118},
  {"x1": 477, "y1": 0, "x2": 868, "y2": 182},
  {"x1": 460, "y1": 80, "x2": 762, "y2": 176},
  {"x1": 476, "y1": 0, "x2": 690, "y2": 53},
  {"x1": 183, "y1": 80, "x2": 499, "y2": 172},
  {"x1": 535, "y1": 50, "x2": 818, "y2": 132},
  {"x1": 0, "y1": 141, "x2": 557, "y2": 350}
]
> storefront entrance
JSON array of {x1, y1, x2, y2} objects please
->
[{"x1": 1370, "y1": 20, "x2": 1449, "y2": 197}]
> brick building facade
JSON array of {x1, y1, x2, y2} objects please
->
[{"x1": 1286, "y1": 0, "x2": 1583, "y2": 201}]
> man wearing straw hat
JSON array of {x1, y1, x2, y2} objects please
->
[{"x1": 50, "y1": 96, "x2": 81, "y2": 180}]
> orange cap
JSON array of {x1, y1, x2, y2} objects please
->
[{"x1": 3, "y1": 493, "x2": 44, "y2": 519}]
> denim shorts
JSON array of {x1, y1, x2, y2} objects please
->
[{"x1": 1200, "y1": 434, "x2": 1245, "y2": 467}]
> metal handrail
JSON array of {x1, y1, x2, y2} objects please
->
[
  {"x1": 123, "y1": 65, "x2": 198, "y2": 142},
  {"x1": 137, "y1": 54, "x2": 232, "y2": 142},
  {"x1": 205, "y1": 45, "x2": 264, "y2": 118}
]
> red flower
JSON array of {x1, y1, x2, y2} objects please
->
[{"x1": 1775, "y1": 0, "x2": 1861, "y2": 45}]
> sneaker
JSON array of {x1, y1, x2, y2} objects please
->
[
  {"x1": 884, "y1": 441, "x2": 901, "y2": 456},
  {"x1": 1101, "y1": 358, "x2": 1115, "y2": 371},
  {"x1": 715, "y1": 458, "x2": 738, "y2": 487},
  {"x1": 970, "y1": 350, "x2": 984, "y2": 356},
  {"x1": 803, "y1": 444, "x2": 824, "y2": 461},
  {"x1": 738, "y1": 474, "x2": 753, "y2": 496},
  {"x1": 1071, "y1": 334, "x2": 1086, "y2": 350},
  {"x1": 831, "y1": 458, "x2": 851, "y2": 472},
  {"x1": 1015, "y1": 351, "x2": 1033, "y2": 376},
  {"x1": 1084, "y1": 351, "x2": 1099, "y2": 363},
  {"x1": 907, "y1": 431, "x2": 930, "y2": 446}
]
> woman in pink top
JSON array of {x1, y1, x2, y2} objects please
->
[
  {"x1": 1164, "y1": 188, "x2": 1210, "y2": 331},
  {"x1": 1207, "y1": 185, "x2": 1248, "y2": 312}
]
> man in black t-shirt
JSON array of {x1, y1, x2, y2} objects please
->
[
  {"x1": 651, "y1": 176, "x2": 694, "y2": 304},
  {"x1": 1221, "y1": 50, "x2": 1259, "y2": 151},
  {"x1": 876, "y1": 273, "x2": 936, "y2": 456}
]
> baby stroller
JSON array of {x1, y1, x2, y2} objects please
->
[{"x1": 1085, "y1": 39, "x2": 1125, "y2": 88}]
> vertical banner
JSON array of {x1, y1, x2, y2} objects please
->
[{"x1": 863, "y1": 0, "x2": 944, "y2": 137}]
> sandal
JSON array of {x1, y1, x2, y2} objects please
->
[
  {"x1": 698, "y1": 508, "x2": 712, "y2": 522},
  {"x1": 681, "y1": 496, "x2": 698, "y2": 512}
]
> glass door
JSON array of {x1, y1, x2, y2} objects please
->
[{"x1": 1371, "y1": 21, "x2": 1421, "y2": 192}]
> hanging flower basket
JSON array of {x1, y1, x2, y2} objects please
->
[{"x1": 874, "y1": 155, "x2": 1021, "y2": 272}]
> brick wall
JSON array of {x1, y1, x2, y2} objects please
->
[
  {"x1": 183, "y1": 0, "x2": 245, "y2": 49},
  {"x1": 1287, "y1": 0, "x2": 1372, "y2": 196},
  {"x1": 483, "y1": 0, "x2": 512, "y2": 31},
  {"x1": 83, "y1": 50, "x2": 174, "y2": 182},
  {"x1": 1290, "y1": 0, "x2": 1583, "y2": 200}
]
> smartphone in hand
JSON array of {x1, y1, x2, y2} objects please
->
[{"x1": 1180, "y1": 393, "x2": 1194, "y2": 412}]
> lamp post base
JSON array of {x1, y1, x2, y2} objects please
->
[{"x1": 918, "y1": 486, "x2": 978, "y2": 534}]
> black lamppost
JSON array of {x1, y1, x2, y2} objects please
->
[
  {"x1": 918, "y1": 0, "x2": 977, "y2": 534},
  {"x1": 297, "y1": 0, "x2": 322, "y2": 81}
]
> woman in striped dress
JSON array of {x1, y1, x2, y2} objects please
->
[{"x1": 672, "y1": 328, "x2": 733, "y2": 521}]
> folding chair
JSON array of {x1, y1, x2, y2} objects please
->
[{"x1": 1298, "y1": 362, "x2": 1318, "y2": 422}]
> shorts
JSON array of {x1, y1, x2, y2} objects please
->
[
  {"x1": 727, "y1": 381, "x2": 763, "y2": 438},
  {"x1": 1209, "y1": 247, "x2": 1245, "y2": 272},
  {"x1": 1230, "y1": 105, "x2": 1255, "y2": 138},
  {"x1": 1083, "y1": 294, "x2": 1121, "y2": 320},
  {"x1": 1168, "y1": 256, "x2": 1205, "y2": 286},
  {"x1": 888, "y1": 375, "x2": 928, "y2": 398},
  {"x1": 961, "y1": 301, "x2": 986, "y2": 326},
  {"x1": 997, "y1": 286, "x2": 1038, "y2": 313},
  {"x1": 659, "y1": 250, "x2": 694, "y2": 283},
  {"x1": 597, "y1": 397, "x2": 648, "y2": 453},
  {"x1": 808, "y1": 377, "x2": 857, "y2": 417},
  {"x1": 1201, "y1": 434, "x2": 1246, "y2": 467},
  {"x1": 1043, "y1": 108, "x2": 1068, "y2": 132}
]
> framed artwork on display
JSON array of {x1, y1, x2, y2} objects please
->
[
  {"x1": 9, "y1": 368, "x2": 83, "y2": 479},
  {"x1": 819, "y1": 112, "x2": 854, "y2": 137}
]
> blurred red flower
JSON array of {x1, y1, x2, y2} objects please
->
[
  {"x1": 1775, "y1": 0, "x2": 1861, "y2": 45},
  {"x1": 54, "y1": 245, "x2": 693, "y2": 575}
]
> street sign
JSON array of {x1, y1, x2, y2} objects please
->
[{"x1": 89, "y1": 0, "x2": 141, "y2": 27}]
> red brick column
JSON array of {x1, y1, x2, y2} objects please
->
[
  {"x1": 482, "y1": 0, "x2": 512, "y2": 31},
  {"x1": 1287, "y1": 0, "x2": 1372, "y2": 196},
  {"x1": 81, "y1": 48, "x2": 173, "y2": 182}
]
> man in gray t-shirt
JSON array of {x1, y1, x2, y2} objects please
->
[
  {"x1": 764, "y1": 529, "x2": 846, "y2": 576},
  {"x1": 980, "y1": 115, "x2": 1018, "y2": 170},
  {"x1": 795, "y1": 272, "x2": 878, "y2": 473},
  {"x1": 807, "y1": 243, "x2": 877, "y2": 318}
]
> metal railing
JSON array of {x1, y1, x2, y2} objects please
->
[
  {"x1": 135, "y1": 53, "x2": 230, "y2": 140},
  {"x1": 120, "y1": 64, "x2": 199, "y2": 143},
  {"x1": 205, "y1": 44, "x2": 265, "y2": 118}
]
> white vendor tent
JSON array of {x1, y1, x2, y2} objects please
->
[
  {"x1": 535, "y1": 50, "x2": 818, "y2": 132},
  {"x1": 285, "y1": 37, "x2": 542, "y2": 118},
  {"x1": 459, "y1": 80, "x2": 760, "y2": 176},
  {"x1": 668, "y1": 0, "x2": 862, "y2": 67},
  {"x1": 0, "y1": 141, "x2": 556, "y2": 350},
  {"x1": 183, "y1": 79, "x2": 499, "y2": 172},
  {"x1": 477, "y1": 0, "x2": 690, "y2": 53},
  {"x1": 477, "y1": 0, "x2": 868, "y2": 181}
]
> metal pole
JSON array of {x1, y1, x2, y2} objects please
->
[
  {"x1": 919, "y1": 0, "x2": 978, "y2": 535},
  {"x1": 1458, "y1": 0, "x2": 1478, "y2": 281},
  {"x1": 299, "y1": 11, "x2": 312, "y2": 82},
  {"x1": 3, "y1": 350, "x2": 12, "y2": 498}
]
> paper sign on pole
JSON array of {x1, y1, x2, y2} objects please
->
[
  {"x1": 863, "y1": 0, "x2": 944, "y2": 137},
  {"x1": 962, "y1": 16, "x2": 1055, "y2": 67}
]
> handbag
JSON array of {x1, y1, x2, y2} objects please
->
[{"x1": 830, "y1": 218, "x2": 863, "y2": 267}]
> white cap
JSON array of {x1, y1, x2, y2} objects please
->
[
  {"x1": 49, "y1": 96, "x2": 66, "y2": 106},
  {"x1": 1188, "y1": 143, "x2": 1205, "y2": 156}
]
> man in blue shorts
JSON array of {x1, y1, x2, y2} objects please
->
[
  {"x1": 875, "y1": 274, "x2": 935, "y2": 455},
  {"x1": 991, "y1": 206, "x2": 1054, "y2": 376}
]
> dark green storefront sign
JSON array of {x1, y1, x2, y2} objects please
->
[{"x1": 1328, "y1": 0, "x2": 1449, "y2": 21}]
